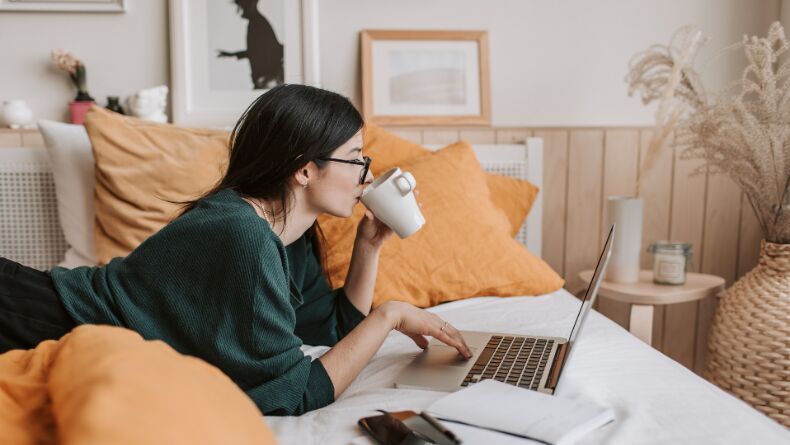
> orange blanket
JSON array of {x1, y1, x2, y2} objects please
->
[{"x1": 0, "y1": 325, "x2": 277, "y2": 445}]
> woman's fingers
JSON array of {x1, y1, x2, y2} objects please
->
[
  {"x1": 407, "y1": 333, "x2": 429, "y2": 349},
  {"x1": 433, "y1": 321, "x2": 472, "y2": 358}
]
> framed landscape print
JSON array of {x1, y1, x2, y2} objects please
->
[
  {"x1": 169, "y1": 0, "x2": 320, "y2": 127},
  {"x1": 361, "y1": 30, "x2": 490, "y2": 126}
]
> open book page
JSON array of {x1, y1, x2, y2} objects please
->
[{"x1": 427, "y1": 380, "x2": 615, "y2": 445}]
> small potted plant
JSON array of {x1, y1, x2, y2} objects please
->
[{"x1": 51, "y1": 49, "x2": 95, "y2": 124}]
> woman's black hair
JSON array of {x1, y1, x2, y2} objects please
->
[{"x1": 180, "y1": 84, "x2": 364, "y2": 270}]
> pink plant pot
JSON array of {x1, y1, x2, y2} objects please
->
[{"x1": 68, "y1": 100, "x2": 95, "y2": 125}]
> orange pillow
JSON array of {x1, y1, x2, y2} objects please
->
[
  {"x1": 84, "y1": 107, "x2": 229, "y2": 264},
  {"x1": 363, "y1": 124, "x2": 538, "y2": 236},
  {"x1": 318, "y1": 142, "x2": 563, "y2": 308}
]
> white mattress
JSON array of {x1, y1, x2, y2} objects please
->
[{"x1": 267, "y1": 290, "x2": 789, "y2": 444}]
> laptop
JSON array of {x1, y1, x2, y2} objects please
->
[{"x1": 394, "y1": 225, "x2": 615, "y2": 395}]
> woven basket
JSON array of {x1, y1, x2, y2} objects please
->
[{"x1": 706, "y1": 240, "x2": 790, "y2": 426}]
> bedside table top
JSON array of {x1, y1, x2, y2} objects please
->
[{"x1": 578, "y1": 270, "x2": 725, "y2": 305}]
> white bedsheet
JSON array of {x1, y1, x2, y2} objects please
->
[{"x1": 267, "y1": 290, "x2": 789, "y2": 444}]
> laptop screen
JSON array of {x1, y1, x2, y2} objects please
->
[{"x1": 565, "y1": 225, "x2": 615, "y2": 344}]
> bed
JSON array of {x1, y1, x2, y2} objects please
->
[
  {"x1": 1, "y1": 138, "x2": 788, "y2": 444},
  {"x1": 276, "y1": 292, "x2": 789, "y2": 444}
]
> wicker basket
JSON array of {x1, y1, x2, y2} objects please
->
[{"x1": 706, "y1": 240, "x2": 790, "y2": 426}]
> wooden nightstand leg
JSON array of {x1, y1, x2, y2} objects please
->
[{"x1": 629, "y1": 304, "x2": 654, "y2": 346}]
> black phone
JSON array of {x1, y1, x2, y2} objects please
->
[{"x1": 358, "y1": 410, "x2": 461, "y2": 445}]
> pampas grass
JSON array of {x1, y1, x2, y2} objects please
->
[{"x1": 627, "y1": 22, "x2": 790, "y2": 244}]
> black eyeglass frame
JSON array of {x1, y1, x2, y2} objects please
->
[{"x1": 317, "y1": 155, "x2": 372, "y2": 184}]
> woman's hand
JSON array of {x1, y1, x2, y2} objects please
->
[
  {"x1": 376, "y1": 301, "x2": 473, "y2": 358},
  {"x1": 355, "y1": 208, "x2": 394, "y2": 251}
]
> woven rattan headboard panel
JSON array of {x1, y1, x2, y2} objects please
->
[{"x1": 0, "y1": 148, "x2": 68, "y2": 270}]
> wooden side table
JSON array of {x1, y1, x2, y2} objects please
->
[{"x1": 578, "y1": 270, "x2": 725, "y2": 345}]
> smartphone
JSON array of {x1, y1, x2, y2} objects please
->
[{"x1": 358, "y1": 410, "x2": 461, "y2": 445}]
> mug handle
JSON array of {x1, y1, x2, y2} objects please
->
[{"x1": 394, "y1": 172, "x2": 416, "y2": 195}]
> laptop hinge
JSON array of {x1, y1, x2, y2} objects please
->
[{"x1": 546, "y1": 342, "x2": 570, "y2": 390}]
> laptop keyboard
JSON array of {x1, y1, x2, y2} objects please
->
[{"x1": 461, "y1": 335, "x2": 554, "y2": 390}]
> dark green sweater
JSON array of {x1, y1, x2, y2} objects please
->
[{"x1": 51, "y1": 189, "x2": 366, "y2": 416}]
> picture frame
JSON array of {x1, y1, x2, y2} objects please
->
[
  {"x1": 0, "y1": 0, "x2": 125, "y2": 12},
  {"x1": 361, "y1": 30, "x2": 490, "y2": 126},
  {"x1": 169, "y1": 0, "x2": 320, "y2": 127}
]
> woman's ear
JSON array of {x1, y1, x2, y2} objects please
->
[{"x1": 293, "y1": 162, "x2": 317, "y2": 188}]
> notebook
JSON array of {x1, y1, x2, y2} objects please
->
[{"x1": 426, "y1": 379, "x2": 615, "y2": 445}]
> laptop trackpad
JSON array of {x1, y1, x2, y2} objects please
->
[{"x1": 417, "y1": 346, "x2": 475, "y2": 367}]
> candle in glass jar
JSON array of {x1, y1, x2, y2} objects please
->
[{"x1": 648, "y1": 241, "x2": 692, "y2": 285}]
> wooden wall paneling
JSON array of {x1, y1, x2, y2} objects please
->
[
  {"x1": 459, "y1": 129, "x2": 496, "y2": 144},
  {"x1": 664, "y1": 141, "x2": 708, "y2": 371},
  {"x1": 596, "y1": 129, "x2": 640, "y2": 329},
  {"x1": 0, "y1": 130, "x2": 23, "y2": 148},
  {"x1": 387, "y1": 129, "x2": 423, "y2": 144},
  {"x1": 534, "y1": 129, "x2": 569, "y2": 278},
  {"x1": 21, "y1": 130, "x2": 45, "y2": 148},
  {"x1": 694, "y1": 172, "x2": 742, "y2": 374},
  {"x1": 638, "y1": 129, "x2": 674, "y2": 270},
  {"x1": 564, "y1": 129, "x2": 604, "y2": 293},
  {"x1": 422, "y1": 129, "x2": 461, "y2": 145},
  {"x1": 636, "y1": 130, "x2": 674, "y2": 350},
  {"x1": 700, "y1": 173, "x2": 742, "y2": 284},
  {"x1": 495, "y1": 128, "x2": 531, "y2": 144}
]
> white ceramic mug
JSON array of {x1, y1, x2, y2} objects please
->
[{"x1": 360, "y1": 167, "x2": 425, "y2": 238}]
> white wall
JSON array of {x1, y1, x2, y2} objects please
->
[
  {"x1": 319, "y1": 0, "x2": 779, "y2": 126},
  {"x1": 0, "y1": 0, "x2": 780, "y2": 126},
  {"x1": 0, "y1": 2, "x2": 169, "y2": 123}
]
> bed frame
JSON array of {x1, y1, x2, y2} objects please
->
[{"x1": 0, "y1": 138, "x2": 543, "y2": 270}]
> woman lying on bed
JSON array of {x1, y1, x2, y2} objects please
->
[{"x1": 0, "y1": 84, "x2": 471, "y2": 416}]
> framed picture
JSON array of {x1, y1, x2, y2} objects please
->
[
  {"x1": 0, "y1": 0, "x2": 125, "y2": 12},
  {"x1": 361, "y1": 30, "x2": 490, "y2": 126},
  {"x1": 169, "y1": 0, "x2": 320, "y2": 127}
]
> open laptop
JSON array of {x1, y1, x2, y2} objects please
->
[{"x1": 394, "y1": 225, "x2": 615, "y2": 395}]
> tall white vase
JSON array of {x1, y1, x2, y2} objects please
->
[{"x1": 605, "y1": 196, "x2": 643, "y2": 283}]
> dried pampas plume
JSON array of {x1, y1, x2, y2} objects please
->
[
  {"x1": 627, "y1": 22, "x2": 790, "y2": 244},
  {"x1": 626, "y1": 26, "x2": 707, "y2": 197}
]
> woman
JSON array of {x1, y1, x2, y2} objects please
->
[{"x1": 0, "y1": 84, "x2": 471, "y2": 416}]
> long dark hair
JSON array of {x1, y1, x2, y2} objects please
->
[{"x1": 181, "y1": 84, "x2": 363, "y2": 268}]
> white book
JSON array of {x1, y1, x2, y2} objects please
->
[{"x1": 427, "y1": 379, "x2": 615, "y2": 445}]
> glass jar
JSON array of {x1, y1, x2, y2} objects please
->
[{"x1": 647, "y1": 241, "x2": 692, "y2": 285}]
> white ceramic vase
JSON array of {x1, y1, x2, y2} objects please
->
[
  {"x1": 2, "y1": 100, "x2": 34, "y2": 129},
  {"x1": 605, "y1": 196, "x2": 643, "y2": 283}
]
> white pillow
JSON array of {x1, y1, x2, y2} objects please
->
[{"x1": 37, "y1": 120, "x2": 97, "y2": 268}]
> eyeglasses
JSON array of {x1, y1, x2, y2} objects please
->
[{"x1": 317, "y1": 155, "x2": 372, "y2": 184}]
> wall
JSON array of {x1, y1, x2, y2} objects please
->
[
  {"x1": 0, "y1": 2, "x2": 169, "y2": 123},
  {"x1": 319, "y1": 0, "x2": 779, "y2": 126},
  {"x1": 0, "y1": 0, "x2": 780, "y2": 125}
]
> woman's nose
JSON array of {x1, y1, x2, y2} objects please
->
[{"x1": 362, "y1": 170, "x2": 374, "y2": 184}]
